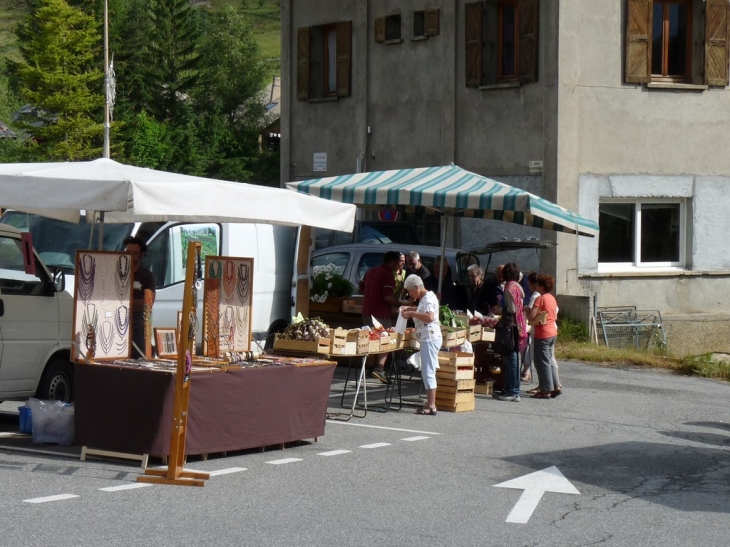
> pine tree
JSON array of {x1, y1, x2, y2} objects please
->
[{"x1": 14, "y1": 0, "x2": 104, "y2": 160}]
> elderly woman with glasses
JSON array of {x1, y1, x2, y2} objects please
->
[
  {"x1": 399, "y1": 274, "x2": 443, "y2": 415},
  {"x1": 467, "y1": 264, "x2": 498, "y2": 315}
]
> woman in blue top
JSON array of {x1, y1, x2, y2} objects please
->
[{"x1": 400, "y1": 274, "x2": 443, "y2": 415}]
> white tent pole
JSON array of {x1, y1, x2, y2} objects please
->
[
  {"x1": 98, "y1": 211, "x2": 105, "y2": 250},
  {"x1": 437, "y1": 214, "x2": 449, "y2": 294}
]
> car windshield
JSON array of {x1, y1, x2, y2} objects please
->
[{"x1": 0, "y1": 211, "x2": 134, "y2": 272}]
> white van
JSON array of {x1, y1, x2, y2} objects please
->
[{"x1": 0, "y1": 212, "x2": 297, "y2": 402}]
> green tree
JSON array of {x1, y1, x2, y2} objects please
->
[{"x1": 13, "y1": 0, "x2": 104, "y2": 160}]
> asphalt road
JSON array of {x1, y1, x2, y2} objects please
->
[{"x1": 0, "y1": 361, "x2": 728, "y2": 547}]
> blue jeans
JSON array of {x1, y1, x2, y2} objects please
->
[{"x1": 502, "y1": 350, "x2": 520, "y2": 397}]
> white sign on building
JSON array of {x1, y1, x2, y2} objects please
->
[{"x1": 313, "y1": 152, "x2": 327, "y2": 172}]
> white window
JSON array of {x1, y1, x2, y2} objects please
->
[{"x1": 598, "y1": 199, "x2": 686, "y2": 271}]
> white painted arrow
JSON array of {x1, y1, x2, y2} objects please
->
[{"x1": 494, "y1": 466, "x2": 580, "y2": 524}]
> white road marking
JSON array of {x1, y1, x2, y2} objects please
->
[
  {"x1": 494, "y1": 466, "x2": 581, "y2": 524},
  {"x1": 0, "y1": 432, "x2": 30, "y2": 438},
  {"x1": 99, "y1": 483, "x2": 152, "y2": 492},
  {"x1": 208, "y1": 467, "x2": 247, "y2": 476},
  {"x1": 317, "y1": 449, "x2": 351, "y2": 456},
  {"x1": 326, "y1": 421, "x2": 440, "y2": 435},
  {"x1": 401, "y1": 436, "x2": 430, "y2": 442},
  {"x1": 359, "y1": 442, "x2": 391, "y2": 449},
  {"x1": 266, "y1": 458, "x2": 303, "y2": 465},
  {"x1": 23, "y1": 494, "x2": 79, "y2": 504}
]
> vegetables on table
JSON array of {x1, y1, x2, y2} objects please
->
[
  {"x1": 281, "y1": 317, "x2": 330, "y2": 341},
  {"x1": 439, "y1": 306, "x2": 465, "y2": 328}
]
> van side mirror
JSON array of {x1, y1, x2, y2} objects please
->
[{"x1": 53, "y1": 268, "x2": 65, "y2": 293}]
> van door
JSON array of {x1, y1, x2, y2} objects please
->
[
  {"x1": 0, "y1": 235, "x2": 60, "y2": 394},
  {"x1": 142, "y1": 223, "x2": 221, "y2": 335}
]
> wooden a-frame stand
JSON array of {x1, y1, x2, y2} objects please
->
[{"x1": 137, "y1": 242, "x2": 210, "y2": 487}]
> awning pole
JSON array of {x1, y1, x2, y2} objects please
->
[{"x1": 437, "y1": 214, "x2": 449, "y2": 295}]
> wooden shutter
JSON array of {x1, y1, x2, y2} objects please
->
[
  {"x1": 465, "y1": 2, "x2": 484, "y2": 87},
  {"x1": 297, "y1": 27, "x2": 311, "y2": 100},
  {"x1": 374, "y1": 16, "x2": 385, "y2": 43},
  {"x1": 705, "y1": 0, "x2": 730, "y2": 86},
  {"x1": 425, "y1": 8, "x2": 440, "y2": 36},
  {"x1": 336, "y1": 21, "x2": 352, "y2": 98},
  {"x1": 625, "y1": 0, "x2": 651, "y2": 84},
  {"x1": 518, "y1": 0, "x2": 540, "y2": 83}
]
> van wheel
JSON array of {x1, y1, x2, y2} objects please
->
[
  {"x1": 36, "y1": 357, "x2": 74, "y2": 403},
  {"x1": 265, "y1": 320, "x2": 289, "y2": 350}
]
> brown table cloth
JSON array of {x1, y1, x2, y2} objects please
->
[{"x1": 74, "y1": 363, "x2": 336, "y2": 457}]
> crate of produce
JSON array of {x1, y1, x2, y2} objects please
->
[
  {"x1": 330, "y1": 328, "x2": 369, "y2": 355},
  {"x1": 481, "y1": 327, "x2": 496, "y2": 342},
  {"x1": 467, "y1": 324, "x2": 482, "y2": 343},
  {"x1": 441, "y1": 327, "x2": 467, "y2": 347},
  {"x1": 435, "y1": 395, "x2": 476, "y2": 413},
  {"x1": 368, "y1": 334, "x2": 396, "y2": 354},
  {"x1": 474, "y1": 380, "x2": 494, "y2": 395},
  {"x1": 274, "y1": 335, "x2": 331, "y2": 355},
  {"x1": 436, "y1": 365, "x2": 474, "y2": 381},
  {"x1": 438, "y1": 351, "x2": 475, "y2": 367},
  {"x1": 436, "y1": 378, "x2": 476, "y2": 393}
]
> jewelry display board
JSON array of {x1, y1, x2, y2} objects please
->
[
  {"x1": 72, "y1": 251, "x2": 133, "y2": 362},
  {"x1": 203, "y1": 256, "x2": 254, "y2": 357}
]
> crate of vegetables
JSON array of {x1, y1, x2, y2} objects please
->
[{"x1": 273, "y1": 317, "x2": 332, "y2": 354}]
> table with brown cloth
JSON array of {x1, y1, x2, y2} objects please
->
[{"x1": 74, "y1": 362, "x2": 336, "y2": 457}]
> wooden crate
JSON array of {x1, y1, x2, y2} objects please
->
[
  {"x1": 368, "y1": 335, "x2": 396, "y2": 354},
  {"x1": 274, "y1": 335, "x2": 331, "y2": 355},
  {"x1": 467, "y1": 324, "x2": 482, "y2": 343},
  {"x1": 438, "y1": 351, "x2": 475, "y2": 367},
  {"x1": 441, "y1": 327, "x2": 467, "y2": 347},
  {"x1": 481, "y1": 327, "x2": 496, "y2": 342},
  {"x1": 435, "y1": 396, "x2": 476, "y2": 413},
  {"x1": 474, "y1": 381, "x2": 494, "y2": 395},
  {"x1": 436, "y1": 390, "x2": 476, "y2": 404},
  {"x1": 342, "y1": 298, "x2": 363, "y2": 314},
  {"x1": 437, "y1": 378, "x2": 476, "y2": 393},
  {"x1": 330, "y1": 328, "x2": 369, "y2": 355},
  {"x1": 436, "y1": 366, "x2": 474, "y2": 381}
]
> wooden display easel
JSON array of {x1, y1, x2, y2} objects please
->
[{"x1": 138, "y1": 242, "x2": 210, "y2": 487}]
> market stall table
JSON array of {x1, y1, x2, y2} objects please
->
[{"x1": 74, "y1": 358, "x2": 336, "y2": 459}]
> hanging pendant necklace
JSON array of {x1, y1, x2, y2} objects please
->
[
  {"x1": 223, "y1": 261, "x2": 235, "y2": 302},
  {"x1": 77, "y1": 253, "x2": 96, "y2": 306},
  {"x1": 208, "y1": 259, "x2": 222, "y2": 280},
  {"x1": 82, "y1": 304, "x2": 98, "y2": 351},
  {"x1": 115, "y1": 305, "x2": 130, "y2": 338},
  {"x1": 115, "y1": 255, "x2": 131, "y2": 301},
  {"x1": 100, "y1": 321, "x2": 114, "y2": 355},
  {"x1": 236, "y1": 263, "x2": 250, "y2": 303},
  {"x1": 100, "y1": 258, "x2": 110, "y2": 304},
  {"x1": 235, "y1": 306, "x2": 248, "y2": 341}
]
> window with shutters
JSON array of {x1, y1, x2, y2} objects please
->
[
  {"x1": 413, "y1": 9, "x2": 440, "y2": 40},
  {"x1": 386, "y1": 14, "x2": 402, "y2": 41},
  {"x1": 598, "y1": 199, "x2": 686, "y2": 271},
  {"x1": 297, "y1": 21, "x2": 352, "y2": 101},
  {"x1": 625, "y1": 0, "x2": 729, "y2": 87},
  {"x1": 465, "y1": 0, "x2": 539, "y2": 88}
]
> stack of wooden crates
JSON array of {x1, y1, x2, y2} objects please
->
[{"x1": 435, "y1": 351, "x2": 475, "y2": 412}]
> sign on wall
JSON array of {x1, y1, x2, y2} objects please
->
[{"x1": 313, "y1": 152, "x2": 327, "y2": 172}]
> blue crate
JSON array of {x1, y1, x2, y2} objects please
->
[{"x1": 19, "y1": 406, "x2": 32, "y2": 434}]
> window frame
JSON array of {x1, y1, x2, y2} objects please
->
[
  {"x1": 385, "y1": 14, "x2": 402, "y2": 42},
  {"x1": 322, "y1": 24, "x2": 337, "y2": 96},
  {"x1": 297, "y1": 21, "x2": 352, "y2": 101},
  {"x1": 651, "y1": 0, "x2": 693, "y2": 82},
  {"x1": 498, "y1": 0, "x2": 520, "y2": 81},
  {"x1": 597, "y1": 198, "x2": 687, "y2": 273}
]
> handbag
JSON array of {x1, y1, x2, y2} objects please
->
[
  {"x1": 528, "y1": 310, "x2": 548, "y2": 327},
  {"x1": 492, "y1": 312, "x2": 516, "y2": 355}
]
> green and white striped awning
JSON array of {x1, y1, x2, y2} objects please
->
[{"x1": 287, "y1": 164, "x2": 599, "y2": 237}]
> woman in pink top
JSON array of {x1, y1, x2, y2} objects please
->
[{"x1": 526, "y1": 274, "x2": 561, "y2": 398}]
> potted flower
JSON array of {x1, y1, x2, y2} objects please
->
[{"x1": 310, "y1": 263, "x2": 354, "y2": 313}]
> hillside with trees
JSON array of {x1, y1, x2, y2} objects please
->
[{"x1": 0, "y1": 0, "x2": 282, "y2": 185}]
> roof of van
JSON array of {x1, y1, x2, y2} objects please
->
[{"x1": 312, "y1": 242, "x2": 459, "y2": 257}]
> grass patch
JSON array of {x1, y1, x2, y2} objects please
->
[{"x1": 556, "y1": 316, "x2": 730, "y2": 382}]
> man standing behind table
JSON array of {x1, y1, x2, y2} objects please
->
[
  {"x1": 406, "y1": 251, "x2": 430, "y2": 281},
  {"x1": 424, "y1": 256, "x2": 456, "y2": 309},
  {"x1": 361, "y1": 251, "x2": 402, "y2": 383},
  {"x1": 124, "y1": 236, "x2": 156, "y2": 359}
]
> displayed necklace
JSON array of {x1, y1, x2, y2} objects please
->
[
  {"x1": 77, "y1": 253, "x2": 96, "y2": 306},
  {"x1": 223, "y1": 260, "x2": 235, "y2": 303},
  {"x1": 220, "y1": 306, "x2": 235, "y2": 350},
  {"x1": 115, "y1": 255, "x2": 131, "y2": 301},
  {"x1": 115, "y1": 305, "x2": 130, "y2": 338},
  {"x1": 99, "y1": 258, "x2": 110, "y2": 304},
  {"x1": 207, "y1": 259, "x2": 222, "y2": 280},
  {"x1": 236, "y1": 263, "x2": 250, "y2": 303},
  {"x1": 85, "y1": 324, "x2": 96, "y2": 356},
  {"x1": 81, "y1": 304, "x2": 98, "y2": 351},
  {"x1": 204, "y1": 283, "x2": 220, "y2": 356},
  {"x1": 235, "y1": 306, "x2": 249, "y2": 346},
  {"x1": 100, "y1": 321, "x2": 114, "y2": 355}
]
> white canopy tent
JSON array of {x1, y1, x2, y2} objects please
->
[{"x1": 0, "y1": 158, "x2": 356, "y2": 232}]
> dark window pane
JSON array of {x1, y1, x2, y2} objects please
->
[
  {"x1": 599, "y1": 204, "x2": 635, "y2": 263},
  {"x1": 666, "y1": 4, "x2": 688, "y2": 76},
  {"x1": 651, "y1": 3, "x2": 664, "y2": 75},
  {"x1": 414, "y1": 11, "x2": 425, "y2": 37},
  {"x1": 640, "y1": 204, "x2": 680, "y2": 262},
  {"x1": 501, "y1": 5, "x2": 516, "y2": 76},
  {"x1": 386, "y1": 14, "x2": 401, "y2": 40}
]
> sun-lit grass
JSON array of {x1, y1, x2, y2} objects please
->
[
  {"x1": 556, "y1": 317, "x2": 730, "y2": 382},
  {"x1": 0, "y1": 4, "x2": 25, "y2": 63}
]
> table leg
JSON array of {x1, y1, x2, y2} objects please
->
[{"x1": 329, "y1": 355, "x2": 367, "y2": 420}]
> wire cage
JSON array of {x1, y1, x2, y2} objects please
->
[{"x1": 595, "y1": 307, "x2": 667, "y2": 350}]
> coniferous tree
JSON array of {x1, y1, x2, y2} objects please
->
[{"x1": 14, "y1": 0, "x2": 104, "y2": 160}]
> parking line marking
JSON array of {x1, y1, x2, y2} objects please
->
[
  {"x1": 23, "y1": 494, "x2": 79, "y2": 504},
  {"x1": 359, "y1": 443, "x2": 391, "y2": 449},
  {"x1": 266, "y1": 458, "x2": 303, "y2": 465},
  {"x1": 317, "y1": 449, "x2": 351, "y2": 456},
  {"x1": 401, "y1": 436, "x2": 430, "y2": 442},
  {"x1": 99, "y1": 483, "x2": 152, "y2": 492},
  {"x1": 326, "y1": 421, "x2": 440, "y2": 435},
  {"x1": 208, "y1": 467, "x2": 247, "y2": 476}
]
